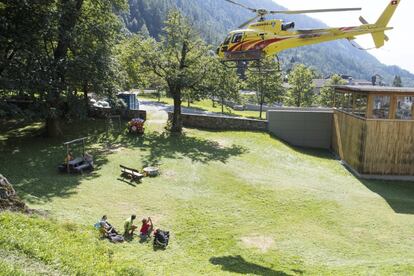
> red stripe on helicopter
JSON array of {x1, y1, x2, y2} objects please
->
[
  {"x1": 228, "y1": 40, "x2": 261, "y2": 52},
  {"x1": 391, "y1": 0, "x2": 398, "y2": 5},
  {"x1": 233, "y1": 40, "x2": 262, "y2": 51},
  {"x1": 246, "y1": 37, "x2": 289, "y2": 50},
  {"x1": 227, "y1": 42, "x2": 242, "y2": 52},
  {"x1": 339, "y1": 27, "x2": 356, "y2": 31}
]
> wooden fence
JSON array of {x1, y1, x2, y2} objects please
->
[
  {"x1": 332, "y1": 110, "x2": 366, "y2": 172},
  {"x1": 364, "y1": 120, "x2": 414, "y2": 175},
  {"x1": 332, "y1": 110, "x2": 414, "y2": 176}
]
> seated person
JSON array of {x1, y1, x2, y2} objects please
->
[
  {"x1": 64, "y1": 151, "x2": 74, "y2": 164},
  {"x1": 123, "y1": 214, "x2": 138, "y2": 236},
  {"x1": 99, "y1": 215, "x2": 118, "y2": 236},
  {"x1": 140, "y1": 217, "x2": 154, "y2": 240}
]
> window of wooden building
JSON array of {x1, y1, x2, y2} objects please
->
[{"x1": 372, "y1": 96, "x2": 391, "y2": 119}]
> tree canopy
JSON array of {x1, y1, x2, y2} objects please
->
[
  {"x1": 132, "y1": 11, "x2": 214, "y2": 132},
  {"x1": 246, "y1": 57, "x2": 283, "y2": 118},
  {"x1": 0, "y1": 0, "x2": 126, "y2": 135},
  {"x1": 286, "y1": 64, "x2": 316, "y2": 107},
  {"x1": 318, "y1": 74, "x2": 347, "y2": 107}
]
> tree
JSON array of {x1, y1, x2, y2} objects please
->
[
  {"x1": 0, "y1": 0, "x2": 127, "y2": 136},
  {"x1": 198, "y1": 58, "x2": 240, "y2": 114},
  {"x1": 68, "y1": 0, "x2": 126, "y2": 116},
  {"x1": 393, "y1": 75, "x2": 403, "y2": 87},
  {"x1": 318, "y1": 74, "x2": 347, "y2": 107},
  {"x1": 136, "y1": 11, "x2": 212, "y2": 132},
  {"x1": 117, "y1": 35, "x2": 153, "y2": 91},
  {"x1": 286, "y1": 64, "x2": 316, "y2": 107},
  {"x1": 245, "y1": 57, "x2": 284, "y2": 119}
]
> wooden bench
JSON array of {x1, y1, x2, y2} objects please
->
[{"x1": 120, "y1": 165, "x2": 144, "y2": 182}]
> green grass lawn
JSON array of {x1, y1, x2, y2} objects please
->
[
  {"x1": 139, "y1": 94, "x2": 267, "y2": 120},
  {"x1": 0, "y1": 109, "x2": 414, "y2": 275}
]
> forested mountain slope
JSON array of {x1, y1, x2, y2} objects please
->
[{"x1": 121, "y1": 0, "x2": 414, "y2": 86}]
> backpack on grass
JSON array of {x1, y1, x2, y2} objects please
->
[
  {"x1": 108, "y1": 233, "x2": 125, "y2": 243},
  {"x1": 153, "y1": 229, "x2": 169, "y2": 248}
]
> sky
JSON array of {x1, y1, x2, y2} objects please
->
[{"x1": 274, "y1": 0, "x2": 413, "y2": 73}]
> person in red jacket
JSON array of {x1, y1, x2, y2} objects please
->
[{"x1": 139, "y1": 217, "x2": 153, "y2": 240}]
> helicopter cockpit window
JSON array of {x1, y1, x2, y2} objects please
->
[
  {"x1": 231, "y1": 33, "x2": 243, "y2": 43},
  {"x1": 223, "y1": 35, "x2": 231, "y2": 45},
  {"x1": 281, "y1": 22, "x2": 295, "y2": 31}
]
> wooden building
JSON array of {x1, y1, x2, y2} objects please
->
[{"x1": 332, "y1": 85, "x2": 414, "y2": 179}]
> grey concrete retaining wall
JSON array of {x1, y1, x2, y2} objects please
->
[
  {"x1": 168, "y1": 112, "x2": 267, "y2": 131},
  {"x1": 267, "y1": 109, "x2": 333, "y2": 149}
]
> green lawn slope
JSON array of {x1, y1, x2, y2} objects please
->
[{"x1": 0, "y1": 108, "x2": 413, "y2": 275}]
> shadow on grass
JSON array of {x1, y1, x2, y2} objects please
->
[
  {"x1": 268, "y1": 134, "x2": 414, "y2": 215},
  {"x1": 359, "y1": 179, "x2": 414, "y2": 215},
  {"x1": 117, "y1": 131, "x2": 248, "y2": 166},
  {"x1": 210, "y1": 255, "x2": 293, "y2": 276},
  {"x1": 269, "y1": 134, "x2": 334, "y2": 160},
  {"x1": 0, "y1": 119, "x2": 117, "y2": 204},
  {"x1": 0, "y1": 118, "x2": 247, "y2": 203}
]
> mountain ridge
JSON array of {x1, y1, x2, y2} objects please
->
[{"x1": 122, "y1": 0, "x2": 414, "y2": 86}]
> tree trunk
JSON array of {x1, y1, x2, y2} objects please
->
[
  {"x1": 212, "y1": 99, "x2": 216, "y2": 108},
  {"x1": 45, "y1": 107, "x2": 63, "y2": 137},
  {"x1": 46, "y1": 0, "x2": 84, "y2": 138},
  {"x1": 221, "y1": 97, "x2": 224, "y2": 114},
  {"x1": 259, "y1": 91, "x2": 264, "y2": 119},
  {"x1": 187, "y1": 97, "x2": 191, "y2": 107},
  {"x1": 297, "y1": 90, "x2": 301, "y2": 107},
  {"x1": 259, "y1": 103, "x2": 263, "y2": 119},
  {"x1": 83, "y1": 82, "x2": 90, "y2": 116},
  {"x1": 171, "y1": 88, "x2": 182, "y2": 133}
]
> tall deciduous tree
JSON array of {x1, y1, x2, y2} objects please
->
[
  {"x1": 0, "y1": 0, "x2": 126, "y2": 136},
  {"x1": 286, "y1": 64, "x2": 316, "y2": 107},
  {"x1": 198, "y1": 58, "x2": 240, "y2": 114},
  {"x1": 136, "y1": 11, "x2": 212, "y2": 132},
  {"x1": 245, "y1": 57, "x2": 283, "y2": 119},
  {"x1": 318, "y1": 74, "x2": 347, "y2": 107}
]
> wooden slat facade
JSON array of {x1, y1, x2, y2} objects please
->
[
  {"x1": 332, "y1": 110, "x2": 366, "y2": 172},
  {"x1": 364, "y1": 120, "x2": 414, "y2": 175},
  {"x1": 333, "y1": 110, "x2": 414, "y2": 176}
]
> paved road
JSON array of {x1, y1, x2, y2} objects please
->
[{"x1": 139, "y1": 100, "x2": 219, "y2": 115}]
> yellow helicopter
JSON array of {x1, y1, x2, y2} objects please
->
[{"x1": 218, "y1": 0, "x2": 401, "y2": 62}]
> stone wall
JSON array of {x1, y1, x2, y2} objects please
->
[
  {"x1": 90, "y1": 107, "x2": 146, "y2": 121},
  {"x1": 168, "y1": 112, "x2": 267, "y2": 131}
]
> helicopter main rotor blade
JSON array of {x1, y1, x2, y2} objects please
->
[
  {"x1": 270, "y1": 8, "x2": 361, "y2": 15},
  {"x1": 238, "y1": 15, "x2": 261, "y2": 29},
  {"x1": 223, "y1": 0, "x2": 257, "y2": 12}
]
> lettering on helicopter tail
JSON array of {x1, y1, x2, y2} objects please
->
[
  {"x1": 224, "y1": 50, "x2": 264, "y2": 61},
  {"x1": 299, "y1": 33, "x2": 322, "y2": 39}
]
